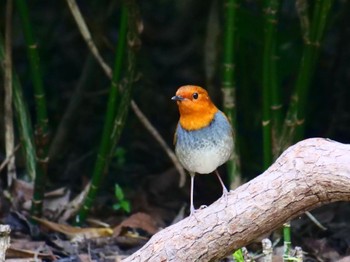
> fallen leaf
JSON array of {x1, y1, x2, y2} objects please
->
[
  {"x1": 113, "y1": 212, "x2": 159, "y2": 237},
  {"x1": 32, "y1": 216, "x2": 113, "y2": 242}
]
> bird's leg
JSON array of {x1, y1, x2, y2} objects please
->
[
  {"x1": 190, "y1": 172, "x2": 196, "y2": 216},
  {"x1": 215, "y1": 170, "x2": 229, "y2": 205}
]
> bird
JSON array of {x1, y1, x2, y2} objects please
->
[{"x1": 172, "y1": 85, "x2": 234, "y2": 216}]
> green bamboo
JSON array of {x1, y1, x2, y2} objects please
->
[
  {"x1": 110, "y1": 57, "x2": 137, "y2": 156},
  {"x1": 15, "y1": 0, "x2": 49, "y2": 216},
  {"x1": 15, "y1": 0, "x2": 49, "y2": 144},
  {"x1": 264, "y1": 0, "x2": 282, "y2": 162},
  {"x1": 283, "y1": 222, "x2": 292, "y2": 261},
  {"x1": 281, "y1": 0, "x2": 334, "y2": 150},
  {"x1": 294, "y1": 0, "x2": 333, "y2": 140},
  {"x1": 76, "y1": 4, "x2": 129, "y2": 224},
  {"x1": 279, "y1": 1, "x2": 333, "y2": 255},
  {"x1": 0, "y1": 36, "x2": 37, "y2": 183},
  {"x1": 262, "y1": 0, "x2": 280, "y2": 169},
  {"x1": 221, "y1": 0, "x2": 241, "y2": 189}
]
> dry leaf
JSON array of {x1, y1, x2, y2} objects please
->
[
  {"x1": 32, "y1": 216, "x2": 113, "y2": 242},
  {"x1": 6, "y1": 246, "x2": 54, "y2": 260},
  {"x1": 113, "y1": 212, "x2": 159, "y2": 237}
]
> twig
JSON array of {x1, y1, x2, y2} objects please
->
[
  {"x1": 130, "y1": 101, "x2": 185, "y2": 186},
  {"x1": 4, "y1": 0, "x2": 17, "y2": 187},
  {"x1": 65, "y1": 0, "x2": 185, "y2": 187},
  {"x1": 305, "y1": 211, "x2": 327, "y2": 231},
  {"x1": 0, "y1": 144, "x2": 20, "y2": 173},
  {"x1": 65, "y1": 0, "x2": 112, "y2": 77},
  {"x1": 49, "y1": 55, "x2": 95, "y2": 159}
]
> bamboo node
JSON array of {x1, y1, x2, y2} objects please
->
[
  {"x1": 221, "y1": 88, "x2": 235, "y2": 108},
  {"x1": 296, "y1": 118, "x2": 305, "y2": 125},
  {"x1": 271, "y1": 104, "x2": 282, "y2": 110},
  {"x1": 262, "y1": 120, "x2": 271, "y2": 126}
]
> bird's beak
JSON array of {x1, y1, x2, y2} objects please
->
[{"x1": 171, "y1": 95, "x2": 185, "y2": 101}]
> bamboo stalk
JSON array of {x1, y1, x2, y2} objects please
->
[
  {"x1": 294, "y1": 0, "x2": 333, "y2": 140},
  {"x1": 65, "y1": 0, "x2": 186, "y2": 187},
  {"x1": 279, "y1": 1, "x2": 333, "y2": 253},
  {"x1": 263, "y1": 0, "x2": 281, "y2": 164},
  {"x1": 281, "y1": 0, "x2": 334, "y2": 150},
  {"x1": 283, "y1": 222, "x2": 292, "y2": 261},
  {"x1": 0, "y1": 36, "x2": 37, "y2": 182},
  {"x1": 15, "y1": 0, "x2": 49, "y2": 216},
  {"x1": 109, "y1": 0, "x2": 140, "y2": 157},
  {"x1": 262, "y1": 1, "x2": 288, "y2": 249},
  {"x1": 4, "y1": 0, "x2": 17, "y2": 186},
  {"x1": 221, "y1": 0, "x2": 241, "y2": 189},
  {"x1": 110, "y1": 21, "x2": 139, "y2": 156},
  {"x1": 75, "y1": 4, "x2": 129, "y2": 224}
]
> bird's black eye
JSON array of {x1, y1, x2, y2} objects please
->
[{"x1": 192, "y1": 93, "x2": 198, "y2": 99}]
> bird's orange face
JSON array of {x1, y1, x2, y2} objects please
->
[{"x1": 172, "y1": 85, "x2": 218, "y2": 131}]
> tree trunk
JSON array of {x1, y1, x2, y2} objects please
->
[{"x1": 123, "y1": 138, "x2": 350, "y2": 261}]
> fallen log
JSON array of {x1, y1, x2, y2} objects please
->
[{"x1": 123, "y1": 138, "x2": 350, "y2": 261}]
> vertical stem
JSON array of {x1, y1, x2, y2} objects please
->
[
  {"x1": 283, "y1": 222, "x2": 291, "y2": 261},
  {"x1": 280, "y1": 2, "x2": 333, "y2": 256},
  {"x1": 15, "y1": 0, "x2": 49, "y2": 146},
  {"x1": 262, "y1": 0, "x2": 280, "y2": 168},
  {"x1": 294, "y1": 0, "x2": 333, "y2": 140},
  {"x1": 4, "y1": 0, "x2": 17, "y2": 186},
  {"x1": 281, "y1": 0, "x2": 334, "y2": 150},
  {"x1": 109, "y1": 4, "x2": 140, "y2": 158},
  {"x1": 0, "y1": 36, "x2": 37, "y2": 183},
  {"x1": 15, "y1": 0, "x2": 49, "y2": 216},
  {"x1": 221, "y1": 0, "x2": 241, "y2": 189},
  {"x1": 76, "y1": 4, "x2": 129, "y2": 224},
  {"x1": 264, "y1": 0, "x2": 282, "y2": 162}
]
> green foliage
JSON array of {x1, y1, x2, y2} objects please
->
[
  {"x1": 113, "y1": 147, "x2": 126, "y2": 168},
  {"x1": 232, "y1": 248, "x2": 244, "y2": 262},
  {"x1": 113, "y1": 184, "x2": 131, "y2": 214}
]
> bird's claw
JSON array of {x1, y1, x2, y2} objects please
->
[
  {"x1": 222, "y1": 188, "x2": 229, "y2": 207},
  {"x1": 189, "y1": 209, "x2": 200, "y2": 221}
]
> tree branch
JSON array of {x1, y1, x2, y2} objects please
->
[{"x1": 123, "y1": 138, "x2": 350, "y2": 261}]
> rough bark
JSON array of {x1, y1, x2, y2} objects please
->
[{"x1": 123, "y1": 138, "x2": 350, "y2": 262}]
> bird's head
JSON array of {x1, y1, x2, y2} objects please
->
[{"x1": 172, "y1": 85, "x2": 218, "y2": 131}]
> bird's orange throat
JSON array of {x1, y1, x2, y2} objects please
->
[{"x1": 178, "y1": 102, "x2": 218, "y2": 131}]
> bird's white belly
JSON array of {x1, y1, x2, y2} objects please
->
[{"x1": 176, "y1": 142, "x2": 232, "y2": 174}]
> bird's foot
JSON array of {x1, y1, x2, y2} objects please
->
[
  {"x1": 189, "y1": 206, "x2": 200, "y2": 221},
  {"x1": 222, "y1": 187, "x2": 229, "y2": 207},
  {"x1": 199, "y1": 205, "x2": 207, "y2": 210}
]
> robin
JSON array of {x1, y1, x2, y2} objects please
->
[{"x1": 172, "y1": 85, "x2": 234, "y2": 216}]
